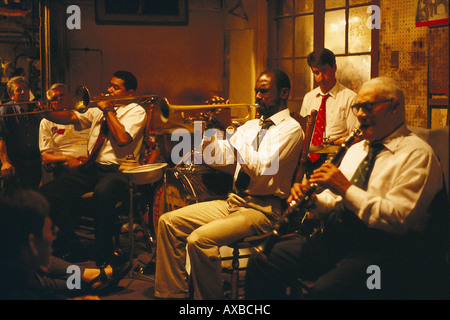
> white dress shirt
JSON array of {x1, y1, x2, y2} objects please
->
[
  {"x1": 313, "y1": 124, "x2": 443, "y2": 235},
  {"x1": 75, "y1": 102, "x2": 147, "y2": 165},
  {"x1": 205, "y1": 108, "x2": 303, "y2": 199},
  {"x1": 300, "y1": 81, "x2": 358, "y2": 142},
  {"x1": 39, "y1": 119, "x2": 90, "y2": 158}
]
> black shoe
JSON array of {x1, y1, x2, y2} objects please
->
[{"x1": 94, "y1": 261, "x2": 132, "y2": 295}]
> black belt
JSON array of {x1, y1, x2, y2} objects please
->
[
  {"x1": 233, "y1": 190, "x2": 285, "y2": 205},
  {"x1": 78, "y1": 161, "x2": 120, "y2": 173}
]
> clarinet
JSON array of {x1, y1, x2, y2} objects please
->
[{"x1": 261, "y1": 127, "x2": 362, "y2": 257}]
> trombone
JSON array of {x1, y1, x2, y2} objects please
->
[
  {"x1": 0, "y1": 85, "x2": 256, "y2": 127},
  {"x1": 0, "y1": 85, "x2": 159, "y2": 117}
]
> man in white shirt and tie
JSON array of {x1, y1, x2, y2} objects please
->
[
  {"x1": 300, "y1": 48, "x2": 359, "y2": 166},
  {"x1": 155, "y1": 69, "x2": 304, "y2": 300}
]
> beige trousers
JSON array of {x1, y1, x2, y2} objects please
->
[{"x1": 154, "y1": 193, "x2": 282, "y2": 300}]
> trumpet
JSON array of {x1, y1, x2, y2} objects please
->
[
  {"x1": 260, "y1": 127, "x2": 362, "y2": 257},
  {"x1": 150, "y1": 97, "x2": 256, "y2": 134},
  {"x1": 0, "y1": 85, "x2": 159, "y2": 117}
]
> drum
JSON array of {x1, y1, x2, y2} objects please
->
[
  {"x1": 123, "y1": 163, "x2": 168, "y2": 185},
  {"x1": 152, "y1": 165, "x2": 233, "y2": 235},
  {"x1": 309, "y1": 144, "x2": 340, "y2": 154}
]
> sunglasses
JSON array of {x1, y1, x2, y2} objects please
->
[{"x1": 351, "y1": 99, "x2": 393, "y2": 116}]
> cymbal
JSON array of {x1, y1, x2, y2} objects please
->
[{"x1": 309, "y1": 144, "x2": 339, "y2": 154}]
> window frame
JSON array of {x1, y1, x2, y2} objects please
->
[{"x1": 268, "y1": 0, "x2": 379, "y2": 109}]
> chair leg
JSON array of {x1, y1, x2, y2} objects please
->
[{"x1": 231, "y1": 246, "x2": 240, "y2": 300}]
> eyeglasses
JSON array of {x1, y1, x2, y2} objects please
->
[{"x1": 351, "y1": 99, "x2": 393, "y2": 116}]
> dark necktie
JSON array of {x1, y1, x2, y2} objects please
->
[
  {"x1": 309, "y1": 94, "x2": 330, "y2": 162},
  {"x1": 349, "y1": 143, "x2": 384, "y2": 190},
  {"x1": 234, "y1": 119, "x2": 274, "y2": 193},
  {"x1": 257, "y1": 119, "x2": 274, "y2": 150}
]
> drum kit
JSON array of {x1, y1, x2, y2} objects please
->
[{"x1": 309, "y1": 144, "x2": 340, "y2": 154}]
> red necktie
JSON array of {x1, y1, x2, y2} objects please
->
[{"x1": 309, "y1": 94, "x2": 329, "y2": 162}]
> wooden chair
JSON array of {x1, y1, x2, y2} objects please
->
[
  {"x1": 222, "y1": 110, "x2": 317, "y2": 300},
  {"x1": 291, "y1": 110, "x2": 317, "y2": 183}
]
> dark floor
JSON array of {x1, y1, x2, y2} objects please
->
[
  {"x1": 74, "y1": 221, "x2": 242, "y2": 301},
  {"x1": 75, "y1": 221, "x2": 159, "y2": 300},
  {"x1": 73, "y1": 216, "x2": 450, "y2": 301}
]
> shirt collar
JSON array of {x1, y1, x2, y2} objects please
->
[
  {"x1": 363, "y1": 123, "x2": 408, "y2": 153},
  {"x1": 315, "y1": 81, "x2": 341, "y2": 100},
  {"x1": 260, "y1": 108, "x2": 290, "y2": 126}
]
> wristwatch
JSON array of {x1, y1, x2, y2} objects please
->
[{"x1": 103, "y1": 106, "x2": 116, "y2": 115}]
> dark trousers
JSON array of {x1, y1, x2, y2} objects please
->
[
  {"x1": 1, "y1": 157, "x2": 42, "y2": 195},
  {"x1": 38, "y1": 256, "x2": 91, "y2": 297},
  {"x1": 245, "y1": 210, "x2": 425, "y2": 300},
  {"x1": 39, "y1": 163, "x2": 128, "y2": 265}
]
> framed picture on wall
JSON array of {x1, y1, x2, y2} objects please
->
[
  {"x1": 95, "y1": 0, "x2": 188, "y2": 25},
  {"x1": 415, "y1": 0, "x2": 448, "y2": 27}
]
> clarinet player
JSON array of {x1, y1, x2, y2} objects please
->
[{"x1": 245, "y1": 77, "x2": 445, "y2": 299}]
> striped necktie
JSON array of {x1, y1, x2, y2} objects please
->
[{"x1": 350, "y1": 143, "x2": 384, "y2": 190}]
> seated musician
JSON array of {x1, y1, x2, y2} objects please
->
[
  {"x1": 0, "y1": 76, "x2": 42, "y2": 192},
  {"x1": 39, "y1": 71, "x2": 147, "y2": 267},
  {"x1": 154, "y1": 69, "x2": 304, "y2": 300},
  {"x1": 300, "y1": 48, "x2": 359, "y2": 171},
  {"x1": 39, "y1": 83, "x2": 90, "y2": 182},
  {"x1": 245, "y1": 77, "x2": 445, "y2": 299}
]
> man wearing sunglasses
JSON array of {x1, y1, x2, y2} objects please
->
[{"x1": 245, "y1": 77, "x2": 445, "y2": 299}]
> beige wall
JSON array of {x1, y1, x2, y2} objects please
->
[
  {"x1": 63, "y1": 1, "x2": 225, "y2": 105},
  {"x1": 60, "y1": 0, "x2": 268, "y2": 107}
]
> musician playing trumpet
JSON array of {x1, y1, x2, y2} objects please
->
[
  {"x1": 245, "y1": 77, "x2": 445, "y2": 299},
  {"x1": 39, "y1": 71, "x2": 147, "y2": 269},
  {"x1": 155, "y1": 69, "x2": 304, "y2": 300}
]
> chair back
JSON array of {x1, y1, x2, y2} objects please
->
[
  {"x1": 408, "y1": 125, "x2": 450, "y2": 266},
  {"x1": 291, "y1": 110, "x2": 317, "y2": 183}
]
